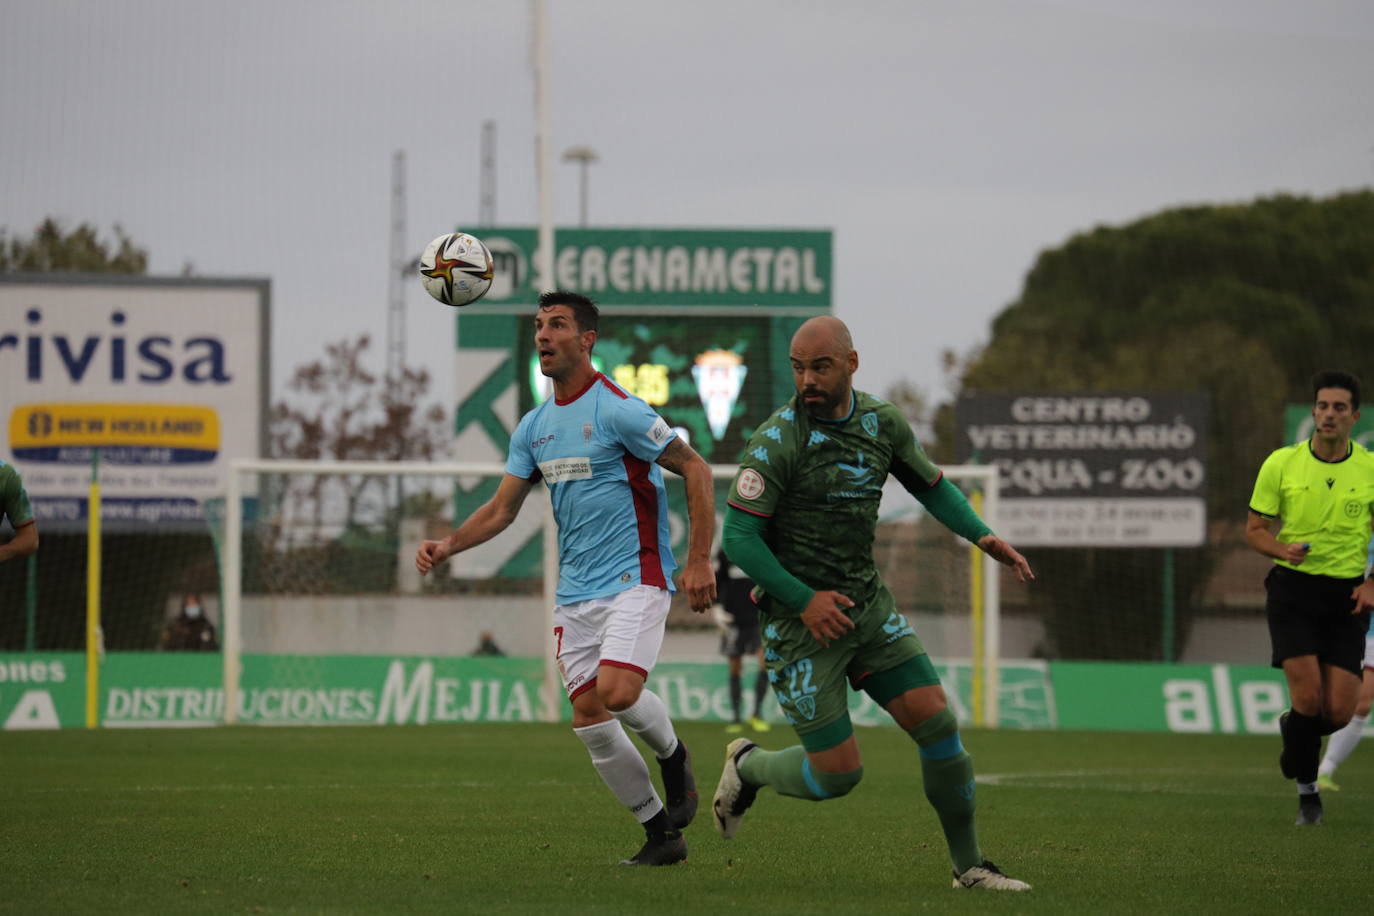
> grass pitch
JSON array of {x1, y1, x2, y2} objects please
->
[{"x1": 3, "y1": 723, "x2": 1371, "y2": 914}]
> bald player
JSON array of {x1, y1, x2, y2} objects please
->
[{"x1": 710, "y1": 316, "x2": 1036, "y2": 891}]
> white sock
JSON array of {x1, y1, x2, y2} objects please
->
[
  {"x1": 573, "y1": 718, "x2": 663, "y2": 823},
  {"x1": 1319, "y1": 713, "x2": 1368, "y2": 776},
  {"x1": 611, "y1": 688, "x2": 679, "y2": 759},
  {"x1": 1297, "y1": 781, "x2": 1318, "y2": 795}
]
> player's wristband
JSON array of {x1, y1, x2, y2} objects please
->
[
  {"x1": 721, "y1": 505, "x2": 815, "y2": 616},
  {"x1": 916, "y1": 476, "x2": 994, "y2": 544}
]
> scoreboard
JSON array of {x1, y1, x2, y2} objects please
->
[{"x1": 517, "y1": 313, "x2": 778, "y2": 464}]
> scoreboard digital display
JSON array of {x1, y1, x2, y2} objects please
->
[{"x1": 518, "y1": 315, "x2": 779, "y2": 464}]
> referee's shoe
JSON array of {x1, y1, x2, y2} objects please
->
[{"x1": 1295, "y1": 792, "x2": 1323, "y2": 827}]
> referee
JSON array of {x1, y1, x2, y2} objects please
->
[{"x1": 1247, "y1": 369, "x2": 1374, "y2": 826}]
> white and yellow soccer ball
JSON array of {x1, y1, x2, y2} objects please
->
[{"x1": 418, "y1": 231, "x2": 494, "y2": 306}]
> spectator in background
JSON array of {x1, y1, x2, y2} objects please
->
[
  {"x1": 0, "y1": 457, "x2": 38, "y2": 564},
  {"x1": 160, "y1": 592, "x2": 219, "y2": 651},
  {"x1": 472, "y1": 631, "x2": 507, "y2": 657},
  {"x1": 713, "y1": 548, "x2": 771, "y2": 734}
]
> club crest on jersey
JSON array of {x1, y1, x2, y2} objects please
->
[
  {"x1": 795, "y1": 695, "x2": 817, "y2": 720},
  {"x1": 737, "y1": 468, "x2": 765, "y2": 500},
  {"x1": 861, "y1": 412, "x2": 879, "y2": 437},
  {"x1": 583, "y1": 423, "x2": 593, "y2": 443}
]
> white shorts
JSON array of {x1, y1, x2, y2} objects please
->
[{"x1": 554, "y1": 585, "x2": 672, "y2": 700}]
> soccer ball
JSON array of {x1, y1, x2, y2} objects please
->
[{"x1": 418, "y1": 232, "x2": 494, "y2": 306}]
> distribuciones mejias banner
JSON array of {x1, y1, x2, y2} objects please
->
[{"x1": 1, "y1": 654, "x2": 1285, "y2": 734}]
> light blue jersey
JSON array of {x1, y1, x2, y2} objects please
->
[{"x1": 507, "y1": 373, "x2": 678, "y2": 603}]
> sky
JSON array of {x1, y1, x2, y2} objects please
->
[{"x1": 4, "y1": 0, "x2": 1372, "y2": 419}]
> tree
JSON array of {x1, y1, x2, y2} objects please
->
[
  {"x1": 261, "y1": 335, "x2": 450, "y2": 593},
  {"x1": 943, "y1": 191, "x2": 1374, "y2": 660},
  {"x1": 0, "y1": 218, "x2": 148, "y2": 274}
]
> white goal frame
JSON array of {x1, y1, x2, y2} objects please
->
[{"x1": 220, "y1": 459, "x2": 1001, "y2": 726}]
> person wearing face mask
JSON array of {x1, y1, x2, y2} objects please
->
[{"x1": 159, "y1": 592, "x2": 220, "y2": 651}]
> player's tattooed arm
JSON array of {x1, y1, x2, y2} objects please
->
[
  {"x1": 653, "y1": 438, "x2": 696, "y2": 477},
  {"x1": 655, "y1": 438, "x2": 718, "y2": 612}
]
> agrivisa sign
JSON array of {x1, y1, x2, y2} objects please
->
[
  {"x1": 0, "y1": 276, "x2": 269, "y2": 530},
  {"x1": 462, "y1": 227, "x2": 832, "y2": 309}
]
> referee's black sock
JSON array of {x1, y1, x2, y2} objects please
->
[
  {"x1": 1281, "y1": 709, "x2": 1323, "y2": 784},
  {"x1": 753, "y1": 670, "x2": 769, "y2": 715}
]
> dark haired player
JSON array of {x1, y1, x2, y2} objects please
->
[
  {"x1": 417, "y1": 291, "x2": 717, "y2": 865},
  {"x1": 711, "y1": 315, "x2": 1035, "y2": 891},
  {"x1": 1247, "y1": 369, "x2": 1374, "y2": 825}
]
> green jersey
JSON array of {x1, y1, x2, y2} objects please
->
[
  {"x1": 1249, "y1": 439, "x2": 1374, "y2": 578},
  {"x1": 727, "y1": 390, "x2": 941, "y2": 608},
  {"x1": 0, "y1": 460, "x2": 35, "y2": 531}
]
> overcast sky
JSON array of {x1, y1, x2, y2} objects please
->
[{"x1": 4, "y1": 0, "x2": 1372, "y2": 416}]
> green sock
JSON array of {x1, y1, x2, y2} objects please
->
[
  {"x1": 738, "y1": 745, "x2": 826, "y2": 800},
  {"x1": 909, "y1": 709, "x2": 982, "y2": 873}
]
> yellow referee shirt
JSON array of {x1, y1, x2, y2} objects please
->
[{"x1": 1249, "y1": 440, "x2": 1374, "y2": 578}]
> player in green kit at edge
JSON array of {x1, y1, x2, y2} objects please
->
[
  {"x1": 711, "y1": 316, "x2": 1035, "y2": 891},
  {"x1": 1247, "y1": 370, "x2": 1374, "y2": 826}
]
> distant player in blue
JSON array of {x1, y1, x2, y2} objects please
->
[{"x1": 416, "y1": 291, "x2": 717, "y2": 867}]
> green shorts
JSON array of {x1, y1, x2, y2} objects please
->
[{"x1": 759, "y1": 584, "x2": 939, "y2": 750}]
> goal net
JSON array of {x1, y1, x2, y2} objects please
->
[{"x1": 217, "y1": 460, "x2": 1004, "y2": 725}]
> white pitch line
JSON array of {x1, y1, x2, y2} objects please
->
[{"x1": 976, "y1": 769, "x2": 1298, "y2": 797}]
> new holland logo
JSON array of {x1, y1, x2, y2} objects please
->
[{"x1": 692, "y1": 349, "x2": 747, "y2": 440}]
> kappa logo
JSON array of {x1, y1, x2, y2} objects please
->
[
  {"x1": 807, "y1": 430, "x2": 829, "y2": 447},
  {"x1": 749, "y1": 446, "x2": 771, "y2": 464}
]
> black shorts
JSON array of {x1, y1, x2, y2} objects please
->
[
  {"x1": 720, "y1": 623, "x2": 762, "y2": 658},
  {"x1": 1265, "y1": 566, "x2": 1370, "y2": 676}
]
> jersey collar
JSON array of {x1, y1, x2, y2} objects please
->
[
  {"x1": 554, "y1": 371, "x2": 603, "y2": 406},
  {"x1": 1306, "y1": 438, "x2": 1353, "y2": 464}
]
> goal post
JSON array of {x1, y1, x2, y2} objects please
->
[{"x1": 219, "y1": 458, "x2": 1001, "y2": 728}]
